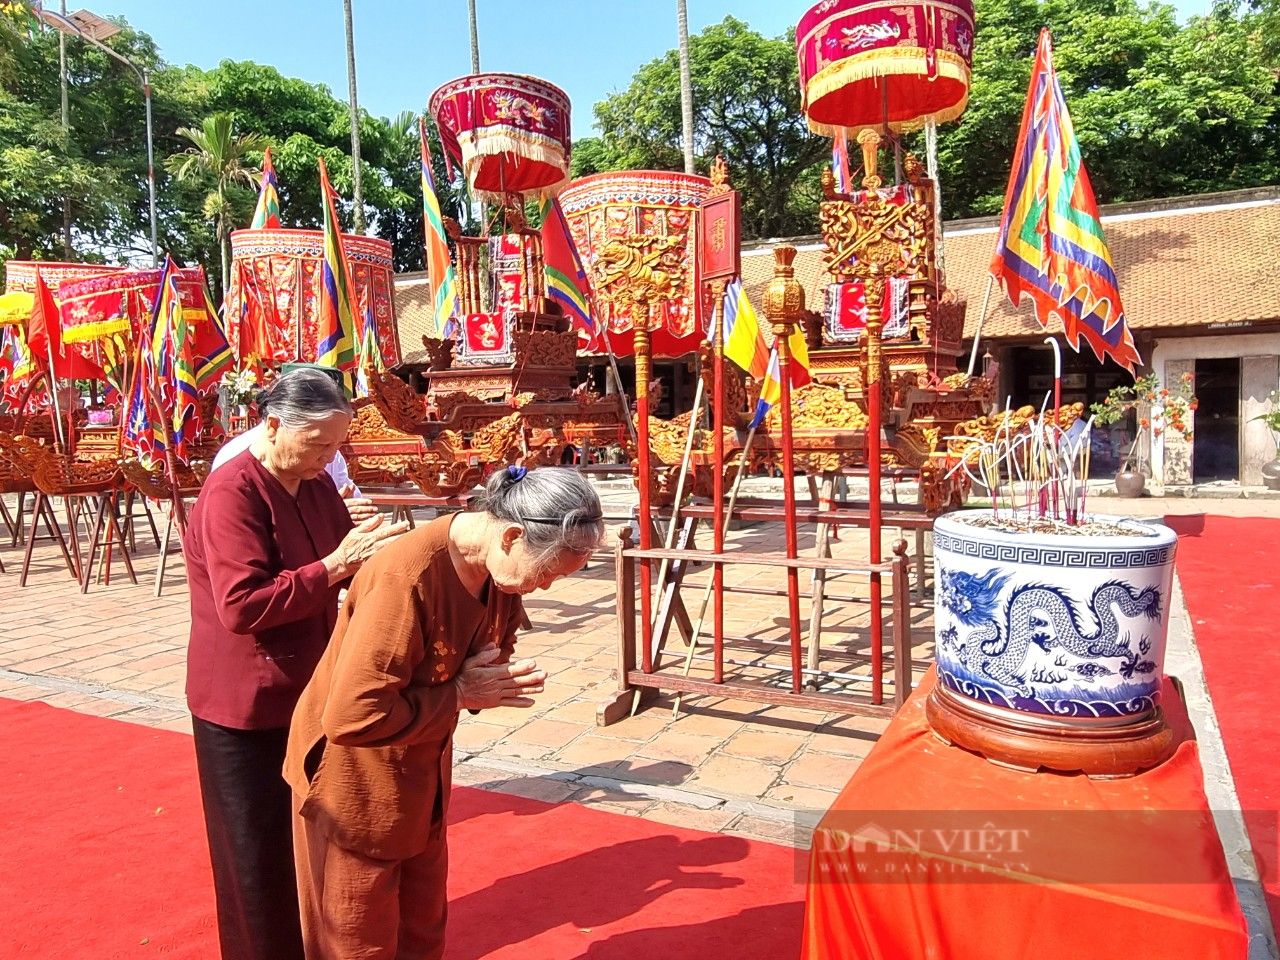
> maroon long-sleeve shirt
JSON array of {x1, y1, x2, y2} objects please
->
[{"x1": 185, "y1": 449, "x2": 353, "y2": 730}]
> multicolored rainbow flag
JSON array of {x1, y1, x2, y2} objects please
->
[
  {"x1": 250, "y1": 146, "x2": 282, "y2": 230},
  {"x1": 354, "y1": 291, "x2": 384, "y2": 398},
  {"x1": 420, "y1": 118, "x2": 460, "y2": 339},
  {"x1": 540, "y1": 197, "x2": 596, "y2": 346},
  {"x1": 989, "y1": 29, "x2": 1140, "y2": 372},
  {"x1": 125, "y1": 256, "x2": 183, "y2": 463},
  {"x1": 720, "y1": 279, "x2": 770, "y2": 380},
  {"x1": 169, "y1": 268, "x2": 202, "y2": 462},
  {"x1": 832, "y1": 129, "x2": 852, "y2": 195},
  {"x1": 316, "y1": 157, "x2": 357, "y2": 371}
]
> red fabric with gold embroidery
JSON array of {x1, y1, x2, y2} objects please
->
[
  {"x1": 226, "y1": 229, "x2": 399, "y2": 366},
  {"x1": 558, "y1": 171, "x2": 712, "y2": 358},
  {"x1": 801, "y1": 669, "x2": 1247, "y2": 960},
  {"x1": 797, "y1": 0, "x2": 974, "y2": 134},
  {"x1": 429, "y1": 73, "x2": 571, "y2": 201}
]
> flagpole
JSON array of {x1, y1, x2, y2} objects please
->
[
  {"x1": 651, "y1": 375, "x2": 704, "y2": 615},
  {"x1": 710, "y1": 279, "x2": 727, "y2": 684},
  {"x1": 675, "y1": 423, "x2": 757, "y2": 701},
  {"x1": 765, "y1": 246, "x2": 805, "y2": 695},
  {"x1": 965, "y1": 275, "x2": 995, "y2": 378},
  {"x1": 600, "y1": 326, "x2": 638, "y2": 447}
]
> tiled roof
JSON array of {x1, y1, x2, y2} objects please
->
[
  {"x1": 392, "y1": 272, "x2": 434, "y2": 363},
  {"x1": 739, "y1": 190, "x2": 1280, "y2": 341}
]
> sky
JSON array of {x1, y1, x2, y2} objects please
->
[{"x1": 94, "y1": 0, "x2": 1215, "y2": 140}]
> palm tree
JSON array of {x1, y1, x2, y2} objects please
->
[
  {"x1": 677, "y1": 0, "x2": 695, "y2": 175},
  {"x1": 165, "y1": 113, "x2": 265, "y2": 295},
  {"x1": 343, "y1": 0, "x2": 365, "y2": 233}
]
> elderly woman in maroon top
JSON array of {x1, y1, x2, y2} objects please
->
[{"x1": 185, "y1": 368, "x2": 406, "y2": 960}]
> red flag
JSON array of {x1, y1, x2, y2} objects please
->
[{"x1": 26, "y1": 275, "x2": 107, "y2": 381}]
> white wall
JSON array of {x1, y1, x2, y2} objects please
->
[{"x1": 1149, "y1": 332, "x2": 1280, "y2": 485}]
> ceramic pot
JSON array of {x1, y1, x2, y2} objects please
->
[
  {"x1": 1261, "y1": 457, "x2": 1280, "y2": 491},
  {"x1": 1114, "y1": 470, "x2": 1146, "y2": 498},
  {"x1": 931, "y1": 511, "x2": 1177, "y2": 724}
]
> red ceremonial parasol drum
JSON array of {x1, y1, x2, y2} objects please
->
[
  {"x1": 557, "y1": 170, "x2": 712, "y2": 358},
  {"x1": 797, "y1": 0, "x2": 974, "y2": 134},
  {"x1": 3, "y1": 261, "x2": 128, "y2": 324},
  {"x1": 57, "y1": 265, "x2": 225, "y2": 391},
  {"x1": 59, "y1": 266, "x2": 218, "y2": 346},
  {"x1": 428, "y1": 72, "x2": 572, "y2": 201},
  {"x1": 225, "y1": 228, "x2": 399, "y2": 367}
]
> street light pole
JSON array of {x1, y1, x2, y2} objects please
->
[
  {"x1": 141, "y1": 68, "x2": 158, "y2": 268},
  {"x1": 38, "y1": 9, "x2": 159, "y2": 267}
]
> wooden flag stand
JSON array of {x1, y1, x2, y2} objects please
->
[{"x1": 597, "y1": 145, "x2": 936, "y2": 725}]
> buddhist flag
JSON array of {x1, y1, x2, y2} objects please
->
[
  {"x1": 420, "y1": 117, "x2": 460, "y2": 339},
  {"x1": 719, "y1": 279, "x2": 771, "y2": 381},
  {"x1": 989, "y1": 29, "x2": 1140, "y2": 371},
  {"x1": 540, "y1": 197, "x2": 596, "y2": 346},
  {"x1": 316, "y1": 157, "x2": 358, "y2": 371},
  {"x1": 748, "y1": 331, "x2": 811, "y2": 430},
  {"x1": 250, "y1": 146, "x2": 282, "y2": 229}
]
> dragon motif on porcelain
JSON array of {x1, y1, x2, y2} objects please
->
[{"x1": 939, "y1": 568, "x2": 1162, "y2": 698}]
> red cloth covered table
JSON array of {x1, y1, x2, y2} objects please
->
[{"x1": 801, "y1": 669, "x2": 1247, "y2": 960}]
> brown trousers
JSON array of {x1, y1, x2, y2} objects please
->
[{"x1": 292, "y1": 798, "x2": 449, "y2": 960}]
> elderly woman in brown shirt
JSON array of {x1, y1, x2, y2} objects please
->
[
  {"x1": 185, "y1": 369, "x2": 406, "y2": 960},
  {"x1": 284, "y1": 464, "x2": 605, "y2": 960}
]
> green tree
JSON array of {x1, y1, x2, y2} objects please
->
[
  {"x1": 586, "y1": 16, "x2": 828, "y2": 239},
  {"x1": 927, "y1": 0, "x2": 1280, "y2": 216},
  {"x1": 164, "y1": 113, "x2": 265, "y2": 295}
]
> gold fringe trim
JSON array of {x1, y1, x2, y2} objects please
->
[
  {"x1": 803, "y1": 50, "x2": 970, "y2": 136},
  {"x1": 62, "y1": 316, "x2": 131, "y2": 343}
]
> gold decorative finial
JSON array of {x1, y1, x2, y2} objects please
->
[
  {"x1": 709, "y1": 155, "x2": 731, "y2": 196},
  {"x1": 763, "y1": 245, "x2": 805, "y2": 339},
  {"x1": 857, "y1": 128, "x2": 882, "y2": 190}
]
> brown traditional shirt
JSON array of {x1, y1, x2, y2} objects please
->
[
  {"x1": 284, "y1": 514, "x2": 524, "y2": 860},
  {"x1": 185, "y1": 449, "x2": 352, "y2": 730}
]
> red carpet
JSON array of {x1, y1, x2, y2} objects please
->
[
  {"x1": 1166, "y1": 514, "x2": 1280, "y2": 931},
  {"x1": 0, "y1": 698, "x2": 803, "y2": 959}
]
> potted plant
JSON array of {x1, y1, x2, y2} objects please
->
[
  {"x1": 1090, "y1": 372, "x2": 1197, "y2": 497},
  {"x1": 1251, "y1": 389, "x2": 1280, "y2": 490},
  {"x1": 930, "y1": 410, "x2": 1179, "y2": 776},
  {"x1": 220, "y1": 365, "x2": 259, "y2": 421}
]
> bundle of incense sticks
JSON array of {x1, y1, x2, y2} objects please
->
[{"x1": 948, "y1": 401, "x2": 1096, "y2": 526}]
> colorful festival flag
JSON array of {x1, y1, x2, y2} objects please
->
[
  {"x1": 420, "y1": 118, "x2": 460, "y2": 339},
  {"x1": 720, "y1": 279, "x2": 770, "y2": 381},
  {"x1": 125, "y1": 257, "x2": 181, "y2": 463},
  {"x1": 169, "y1": 269, "x2": 202, "y2": 462},
  {"x1": 316, "y1": 157, "x2": 358, "y2": 370},
  {"x1": 193, "y1": 278, "x2": 233, "y2": 389},
  {"x1": 354, "y1": 292, "x2": 384, "y2": 398},
  {"x1": 27, "y1": 274, "x2": 106, "y2": 381},
  {"x1": 748, "y1": 330, "x2": 812, "y2": 429},
  {"x1": 540, "y1": 197, "x2": 596, "y2": 346},
  {"x1": 832, "y1": 128, "x2": 852, "y2": 195},
  {"x1": 250, "y1": 145, "x2": 282, "y2": 230},
  {"x1": 989, "y1": 29, "x2": 1140, "y2": 371}
]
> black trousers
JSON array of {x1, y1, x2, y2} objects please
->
[{"x1": 192, "y1": 717, "x2": 305, "y2": 960}]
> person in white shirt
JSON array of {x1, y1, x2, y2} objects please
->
[{"x1": 211, "y1": 370, "x2": 377, "y2": 524}]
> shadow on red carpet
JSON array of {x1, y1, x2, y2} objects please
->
[
  {"x1": 0, "y1": 697, "x2": 803, "y2": 959},
  {"x1": 1166, "y1": 513, "x2": 1280, "y2": 933}
]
